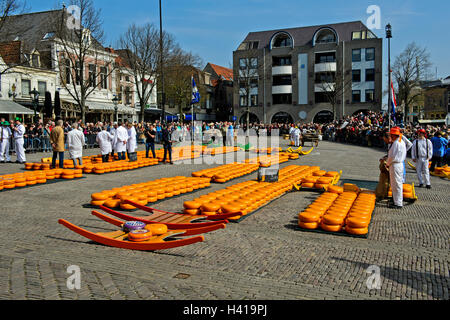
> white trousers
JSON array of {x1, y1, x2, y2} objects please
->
[
  {"x1": 416, "y1": 158, "x2": 430, "y2": 186},
  {"x1": 0, "y1": 139, "x2": 10, "y2": 161},
  {"x1": 15, "y1": 138, "x2": 26, "y2": 162},
  {"x1": 294, "y1": 136, "x2": 300, "y2": 147},
  {"x1": 389, "y1": 162, "x2": 404, "y2": 206}
]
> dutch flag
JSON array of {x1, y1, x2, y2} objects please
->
[
  {"x1": 191, "y1": 75, "x2": 201, "y2": 104},
  {"x1": 391, "y1": 80, "x2": 397, "y2": 123}
]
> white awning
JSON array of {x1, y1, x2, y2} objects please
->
[
  {"x1": 0, "y1": 99, "x2": 35, "y2": 114},
  {"x1": 87, "y1": 101, "x2": 114, "y2": 112},
  {"x1": 117, "y1": 104, "x2": 135, "y2": 115}
]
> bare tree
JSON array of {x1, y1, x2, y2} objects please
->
[
  {"x1": 0, "y1": 0, "x2": 26, "y2": 34},
  {"x1": 236, "y1": 55, "x2": 260, "y2": 132},
  {"x1": 118, "y1": 23, "x2": 180, "y2": 122},
  {"x1": 315, "y1": 69, "x2": 352, "y2": 121},
  {"x1": 52, "y1": 0, "x2": 116, "y2": 122},
  {"x1": 392, "y1": 42, "x2": 432, "y2": 124}
]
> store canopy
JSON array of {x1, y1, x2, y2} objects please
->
[
  {"x1": 87, "y1": 101, "x2": 114, "y2": 112},
  {"x1": 0, "y1": 99, "x2": 35, "y2": 114},
  {"x1": 117, "y1": 104, "x2": 135, "y2": 115}
]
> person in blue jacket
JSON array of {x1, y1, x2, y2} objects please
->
[{"x1": 430, "y1": 131, "x2": 448, "y2": 172}]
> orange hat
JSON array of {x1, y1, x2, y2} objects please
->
[
  {"x1": 390, "y1": 127, "x2": 401, "y2": 136},
  {"x1": 418, "y1": 129, "x2": 426, "y2": 135}
]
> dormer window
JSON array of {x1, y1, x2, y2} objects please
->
[
  {"x1": 271, "y1": 32, "x2": 293, "y2": 49},
  {"x1": 32, "y1": 53, "x2": 40, "y2": 67},
  {"x1": 313, "y1": 28, "x2": 338, "y2": 46}
]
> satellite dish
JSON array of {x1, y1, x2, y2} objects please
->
[{"x1": 299, "y1": 111, "x2": 307, "y2": 120}]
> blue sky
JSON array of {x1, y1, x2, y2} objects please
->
[{"x1": 30, "y1": 0, "x2": 449, "y2": 80}]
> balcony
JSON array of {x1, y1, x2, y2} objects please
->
[
  {"x1": 315, "y1": 83, "x2": 335, "y2": 92},
  {"x1": 272, "y1": 65, "x2": 292, "y2": 76},
  {"x1": 272, "y1": 85, "x2": 292, "y2": 94},
  {"x1": 315, "y1": 62, "x2": 337, "y2": 73}
]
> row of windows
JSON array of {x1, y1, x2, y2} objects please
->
[
  {"x1": 64, "y1": 60, "x2": 109, "y2": 89},
  {"x1": 352, "y1": 69, "x2": 375, "y2": 82},
  {"x1": 352, "y1": 90, "x2": 375, "y2": 103},
  {"x1": 352, "y1": 48, "x2": 375, "y2": 62},
  {"x1": 240, "y1": 90, "x2": 375, "y2": 106},
  {"x1": 21, "y1": 80, "x2": 47, "y2": 97}
]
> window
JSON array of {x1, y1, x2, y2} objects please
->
[
  {"x1": 315, "y1": 72, "x2": 335, "y2": 84},
  {"x1": 88, "y1": 64, "x2": 96, "y2": 87},
  {"x1": 240, "y1": 95, "x2": 248, "y2": 107},
  {"x1": 38, "y1": 81, "x2": 47, "y2": 96},
  {"x1": 365, "y1": 68, "x2": 375, "y2": 82},
  {"x1": 272, "y1": 33, "x2": 292, "y2": 48},
  {"x1": 315, "y1": 29, "x2": 337, "y2": 44},
  {"x1": 315, "y1": 52, "x2": 336, "y2": 63},
  {"x1": 315, "y1": 92, "x2": 329, "y2": 103},
  {"x1": 352, "y1": 90, "x2": 361, "y2": 103},
  {"x1": 272, "y1": 75, "x2": 292, "y2": 86},
  {"x1": 32, "y1": 54, "x2": 40, "y2": 67},
  {"x1": 21, "y1": 79, "x2": 31, "y2": 96},
  {"x1": 250, "y1": 94, "x2": 258, "y2": 106},
  {"x1": 365, "y1": 89, "x2": 374, "y2": 102},
  {"x1": 249, "y1": 58, "x2": 258, "y2": 69},
  {"x1": 75, "y1": 61, "x2": 81, "y2": 85},
  {"x1": 352, "y1": 31, "x2": 361, "y2": 40},
  {"x1": 272, "y1": 56, "x2": 292, "y2": 66},
  {"x1": 118, "y1": 86, "x2": 123, "y2": 102},
  {"x1": 125, "y1": 87, "x2": 131, "y2": 105},
  {"x1": 65, "y1": 59, "x2": 71, "y2": 84},
  {"x1": 250, "y1": 77, "x2": 258, "y2": 88},
  {"x1": 272, "y1": 94, "x2": 292, "y2": 105},
  {"x1": 352, "y1": 70, "x2": 361, "y2": 82},
  {"x1": 125, "y1": 76, "x2": 130, "y2": 82},
  {"x1": 100, "y1": 66, "x2": 108, "y2": 89},
  {"x1": 352, "y1": 49, "x2": 361, "y2": 62},
  {"x1": 250, "y1": 41, "x2": 259, "y2": 49},
  {"x1": 366, "y1": 48, "x2": 375, "y2": 61}
]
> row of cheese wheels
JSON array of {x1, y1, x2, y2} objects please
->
[
  {"x1": 90, "y1": 176, "x2": 212, "y2": 210},
  {"x1": 300, "y1": 170, "x2": 340, "y2": 189},
  {"x1": 82, "y1": 158, "x2": 159, "y2": 174},
  {"x1": 0, "y1": 169, "x2": 83, "y2": 190},
  {"x1": 252, "y1": 147, "x2": 282, "y2": 154},
  {"x1": 387, "y1": 184, "x2": 415, "y2": 199},
  {"x1": 192, "y1": 163, "x2": 260, "y2": 183},
  {"x1": 202, "y1": 146, "x2": 241, "y2": 155},
  {"x1": 183, "y1": 165, "x2": 322, "y2": 218},
  {"x1": 298, "y1": 189, "x2": 376, "y2": 235},
  {"x1": 244, "y1": 153, "x2": 291, "y2": 167}
]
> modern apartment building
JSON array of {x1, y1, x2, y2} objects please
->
[{"x1": 233, "y1": 21, "x2": 383, "y2": 124}]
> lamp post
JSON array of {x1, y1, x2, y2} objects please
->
[
  {"x1": 159, "y1": 0, "x2": 166, "y2": 124},
  {"x1": 30, "y1": 88, "x2": 40, "y2": 123},
  {"x1": 112, "y1": 95, "x2": 119, "y2": 123},
  {"x1": 386, "y1": 23, "x2": 392, "y2": 130}
]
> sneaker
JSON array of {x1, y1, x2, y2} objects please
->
[{"x1": 426, "y1": 185, "x2": 431, "y2": 189}]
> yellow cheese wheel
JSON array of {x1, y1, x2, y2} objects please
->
[
  {"x1": 345, "y1": 226, "x2": 368, "y2": 235},
  {"x1": 298, "y1": 221, "x2": 319, "y2": 229},
  {"x1": 320, "y1": 222, "x2": 342, "y2": 232}
]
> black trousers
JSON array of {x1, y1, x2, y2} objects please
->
[
  {"x1": 102, "y1": 154, "x2": 109, "y2": 163},
  {"x1": 162, "y1": 143, "x2": 172, "y2": 162},
  {"x1": 430, "y1": 155, "x2": 443, "y2": 172},
  {"x1": 52, "y1": 151, "x2": 64, "y2": 168}
]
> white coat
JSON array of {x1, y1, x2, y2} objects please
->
[
  {"x1": 411, "y1": 138, "x2": 433, "y2": 186},
  {"x1": 96, "y1": 130, "x2": 114, "y2": 155},
  {"x1": 386, "y1": 137, "x2": 407, "y2": 206},
  {"x1": 110, "y1": 127, "x2": 117, "y2": 152},
  {"x1": 67, "y1": 128, "x2": 85, "y2": 159},
  {"x1": 14, "y1": 124, "x2": 26, "y2": 162},
  {"x1": 127, "y1": 126, "x2": 137, "y2": 153},
  {"x1": 0, "y1": 126, "x2": 12, "y2": 162},
  {"x1": 114, "y1": 126, "x2": 128, "y2": 153}
]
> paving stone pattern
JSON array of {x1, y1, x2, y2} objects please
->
[{"x1": 0, "y1": 140, "x2": 448, "y2": 300}]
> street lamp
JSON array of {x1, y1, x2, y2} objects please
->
[
  {"x1": 386, "y1": 23, "x2": 392, "y2": 130},
  {"x1": 30, "y1": 88, "x2": 40, "y2": 123},
  {"x1": 112, "y1": 95, "x2": 119, "y2": 123}
]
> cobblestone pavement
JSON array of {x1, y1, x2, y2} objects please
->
[{"x1": 0, "y1": 140, "x2": 448, "y2": 300}]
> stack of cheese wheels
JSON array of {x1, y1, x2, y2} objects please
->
[
  {"x1": 402, "y1": 184, "x2": 414, "y2": 199},
  {"x1": 288, "y1": 153, "x2": 299, "y2": 160},
  {"x1": 298, "y1": 192, "x2": 339, "y2": 229},
  {"x1": 62, "y1": 169, "x2": 75, "y2": 179},
  {"x1": 343, "y1": 183, "x2": 360, "y2": 193},
  {"x1": 344, "y1": 190, "x2": 376, "y2": 235},
  {"x1": 92, "y1": 176, "x2": 211, "y2": 209},
  {"x1": 185, "y1": 165, "x2": 317, "y2": 219},
  {"x1": 315, "y1": 174, "x2": 334, "y2": 190},
  {"x1": 327, "y1": 185, "x2": 344, "y2": 194},
  {"x1": 245, "y1": 154, "x2": 290, "y2": 167},
  {"x1": 203, "y1": 146, "x2": 240, "y2": 155},
  {"x1": 320, "y1": 191, "x2": 358, "y2": 232}
]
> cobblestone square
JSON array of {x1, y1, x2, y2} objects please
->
[{"x1": 0, "y1": 139, "x2": 448, "y2": 300}]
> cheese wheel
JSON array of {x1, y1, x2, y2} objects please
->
[
  {"x1": 183, "y1": 209, "x2": 200, "y2": 215},
  {"x1": 183, "y1": 201, "x2": 202, "y2": 209},
  {"x1": 320, "y1": 222, "x2": 342, "y2": 232},
  {"x1": 128, "y1": 229, "x2": 152, "y2": 242},
  {"x1": 201, "y1": 203, "x2": 221, "y2": 212},
  {"x1": 403, "y1": 184, "x2": 413, "y2": 193},
  {"x1": 91, "y1": 193, "x2": 110, "y2": 201},
  {"x1": 103, "y1": 198, "x2": 121, "y2": 208},
  {"x1": 403, "y1": 192, "x2": 414, "y2": 199},
  {"x1": 322, "y1": 215, "x2": 345, "y2": 226},
  {"x1": 346, "y1": 217, "x2": 370, "y2": 228},
  {"x1": 298, "y1": 221, "x2": 319, "y2": 229},
  {"x1": 221, "y1": 205, "x2": 241, "y2": 214},
  {"x1": 328, "y1": 185, "x2": 344, "y2": 194},
  {"x1": 345, "y1": 226, "x2": 368, "y2": 235},
  {"x1": 123, "y1": 221, "x2": 146, "y2": 232},
  {"x1": 145, "y1": 224, "x2": 168, "y2": 235},
  {"x1": 299, "y1": 212, "x2": 321, "y2": 223},
  {"x1": 91, "y1": 200, "x2": 106, "y2": 206},
  {"x1": 202, "y1": 211, "x2": 218, "y2": 216}
]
